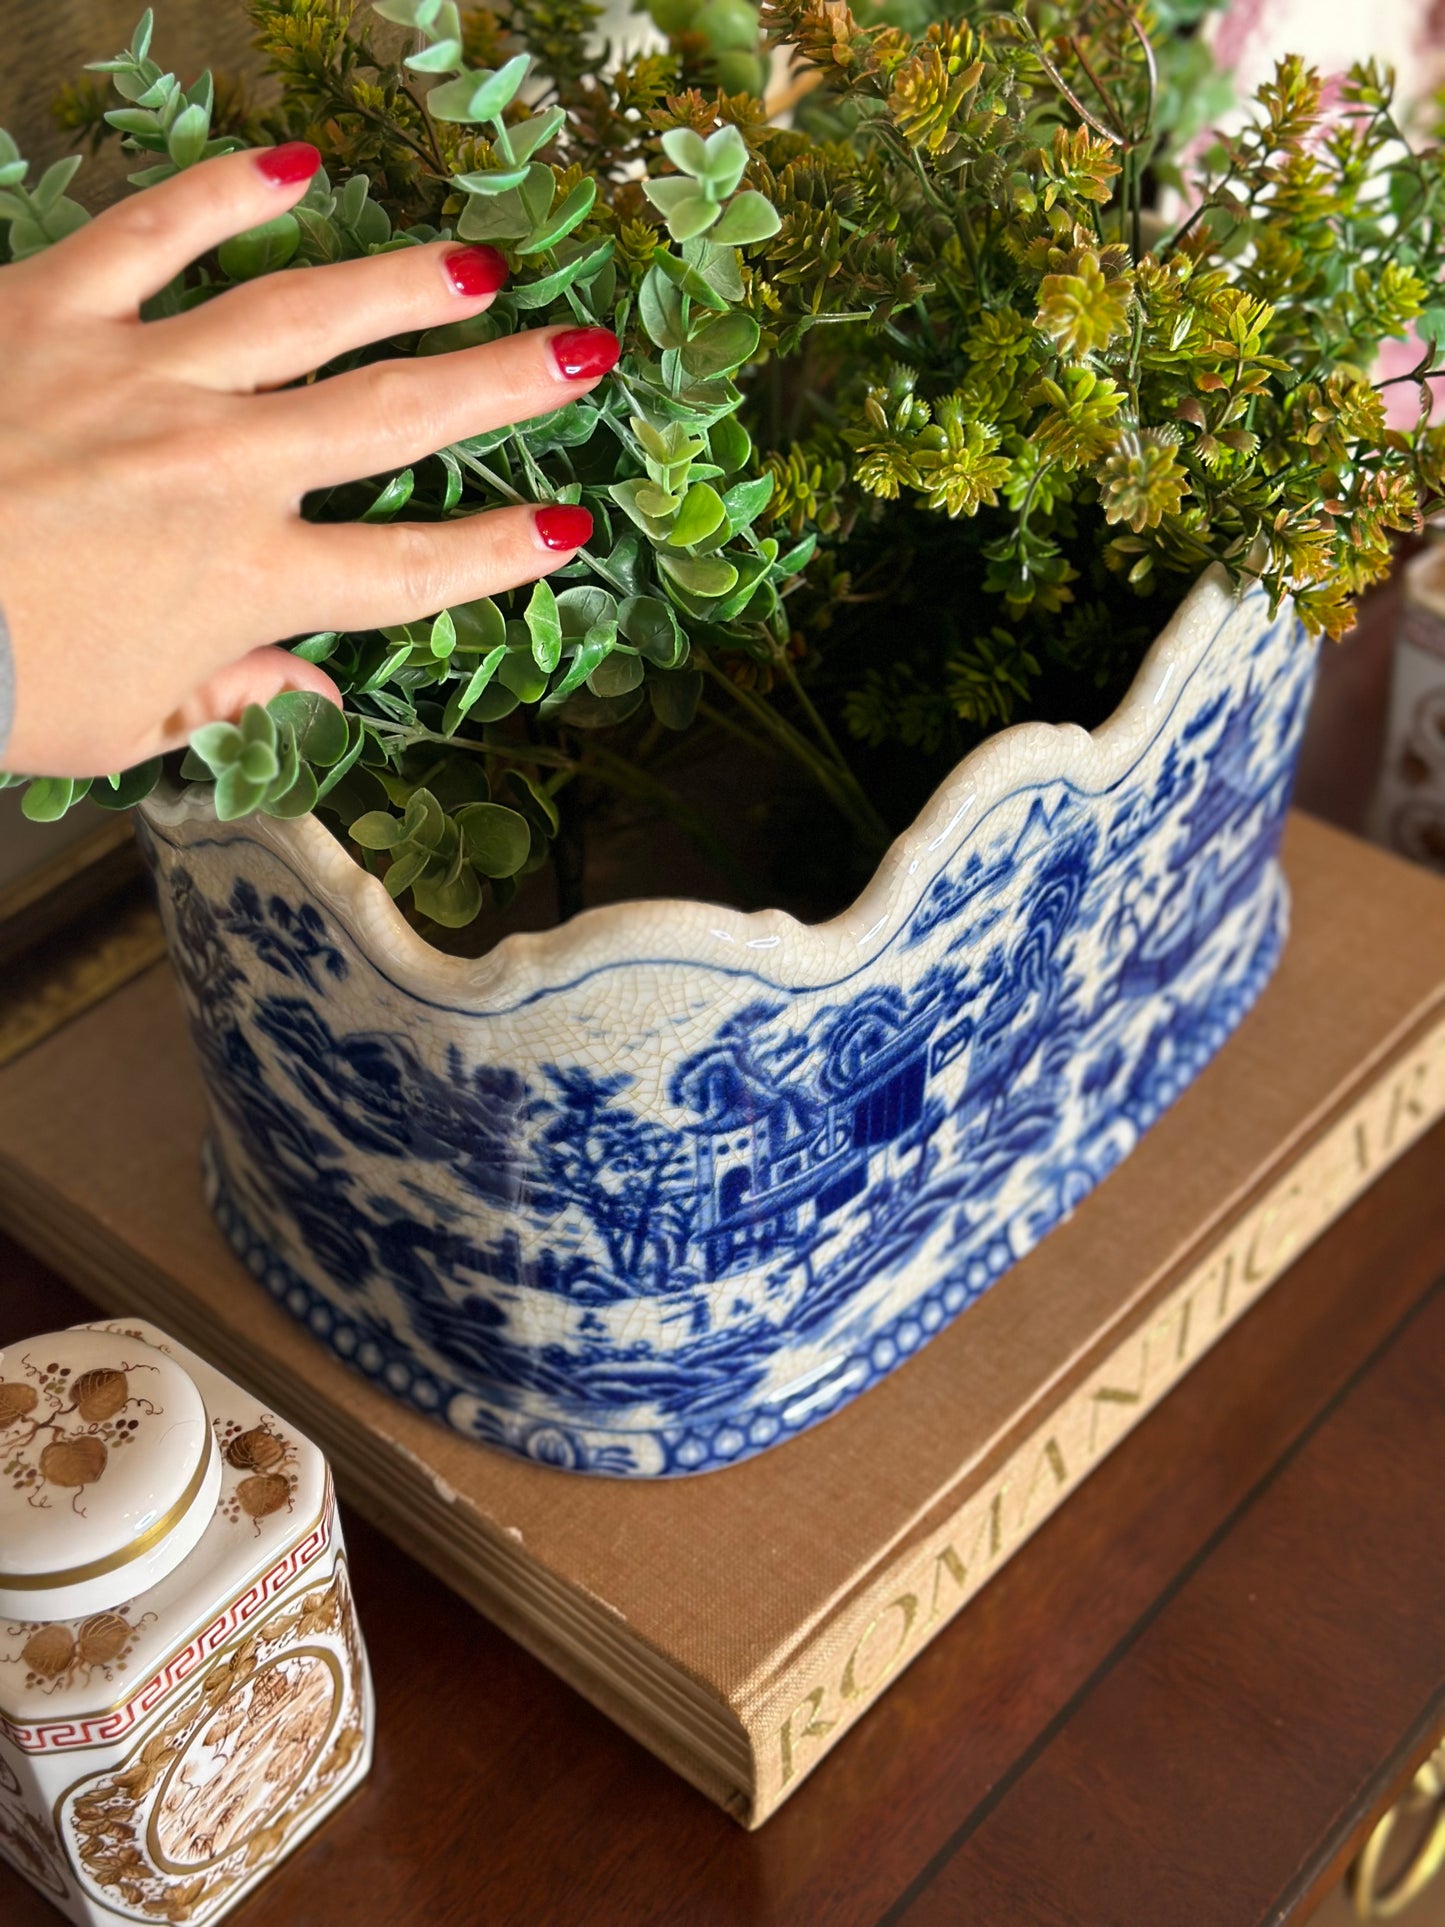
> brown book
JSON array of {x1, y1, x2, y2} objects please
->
[{"x1": 0, "y1": 812, "x2": 1443, "y2": 1828}]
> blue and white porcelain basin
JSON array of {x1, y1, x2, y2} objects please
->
[{"x1": 140, "y1": 566, "x2": 1319, "y2": 1476}]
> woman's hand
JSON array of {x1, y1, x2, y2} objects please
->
[{"x1": 0, "y1": 141, "x2": 618, "y2": 777}]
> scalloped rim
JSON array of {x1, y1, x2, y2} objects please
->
[{"x1": 141, "y1": 564, "x2": 1262, "y2": 1003}]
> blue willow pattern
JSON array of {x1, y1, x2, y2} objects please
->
[{"x1": 142, "y1": 585, "x2": 1318, "y2": 1476}]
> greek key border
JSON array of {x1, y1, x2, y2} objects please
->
[{"x1": 1, "y1": 1479, "x2": 333, "y2": 1756}]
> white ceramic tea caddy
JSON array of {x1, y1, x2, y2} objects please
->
[{"x1": 0, "y1": 1318, "x2": 373, "y2": 1923}]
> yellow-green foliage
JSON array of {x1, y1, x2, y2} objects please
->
[{"x1": 7, "y1": 0, "x2": 1443, "y2": 926}]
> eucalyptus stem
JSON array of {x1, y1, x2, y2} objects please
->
[
  {"x1": 700, "y1": 657, "x2": 889, "y2": 855},
  {"x1": 369, "y1": 723, "x2": 577, "y2": 773},
  {"x1": 449, "y1": 447, "x2": 633, "y2": 595},
  {"x1": 553, "y1": 773, "x2": 585, "y2": 922},
  {"x1": 696, "y1": 699, "x2": 781, "y2": 762},
  {"x1": 774, "y1": 647, "x2": 866, "y2": 810},
  {"x1": 581, "y1": 745, "x2": 763, "y2": 899}
]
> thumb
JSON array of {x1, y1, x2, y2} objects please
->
[{"x1": 155, "y1": 646, "x2": 343, "y2": 755}]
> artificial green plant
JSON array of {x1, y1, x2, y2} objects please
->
[{"x1": 3, "y1": 0, "x2": 1443, "y2": 934}]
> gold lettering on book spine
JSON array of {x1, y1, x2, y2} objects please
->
[
  {"x1": 764, "y1": 1016, "x2": 1445, "y2": 1811},
  {"x1": 777, "y1": 1688, "x2": 835, "y2": 1790},
  {"x1": 1018, "y1": 1436, "x2": 1068, "y2": 1528},
  {"x1": 840, "y1": 1593, "x2": 918, "y2": 1703}
]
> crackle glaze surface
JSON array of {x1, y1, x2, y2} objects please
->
[{"x1": 139, "y1": 569, "x2": 1319, "y2": 1477}]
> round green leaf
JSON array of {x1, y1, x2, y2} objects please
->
[
  {"x1": 413, "y1": 864, "x2": 484, "y2": 927},
  {"x1": 404, "y1": 35, "x2": 464, "y2": 73},
  {"x1": 635, "y1": 483, "x2": 682, "y2": 519},
  {"x1": 427, "y1": 74, "x2": 488, "y2": 121},
  {"x1": 400, "y1": 789, "x2": 447, "y2": 849},
  {"x1": 239, "y1": 704, "x2": 277, "y2": 747},
  {"x1": 290, "y1": 632, "x2": 340, "y2": 665},
  {"x1": 315, "y1": 716, "x2": 369, "y2": 803},
  {"x1": 587, "y1": 650, "x2": 644, "y2": 698},
  {"x1": 508, "y1": 106, "x2": 566, "y2": 163},
  {"x1": 510, "y1": 237, "x2": 613, "y2": 309},
  {"x1": 190, "y1": 721, "x2": 243, "y2": 773},
  {"x1": 91, "y1": 758, "x2": 164, "y2": 810},
  {"x1": 470, "y1": 682, "x2": 521, "y2": 722},
  {"x1": 525, "y1": 578, "x2": 563, "y2": 671},
  {"x1": 268, "y1": 691, "x2": 349, "y2": 767},
  {"x1": 441, "y1": 643, "x2": 507, "y2": 733},
  {"x1": 697, "y1": 124, "x2": 749, "y2": 197},
  {"x1": 471, "y1": 53, "x2": 531, "y2": 122},
  {"x1": 660, "y1": 127, "x2": 710, "y2": 178},
  {"x1": 349, "y1": 810, "x2": 403, "y2": 850},
  {"x1": 650, "y1": 248, "x2": 732, "y2": 309},
  {"x1": 522, "y1": 177, "x2": 596, "y2": 255},
  {"x1": 639, "y1": 265, "x2": 687, "y2": 351},
  {"x1": 681, "y1": 312, "x2": 761, "y2": 378},
  {"x1": 21, "y1": 777, "x2": 87, "y2": 822},
  {"x1": 361, "y1": 469, "x2": 416, "y2": 522},
  {"x1": 166, "y1": 102, "x2": 211, "y2": 169},
  {"x1": 708, "y1": 414, "x2": 752, "y2": 473},
  {"x1": 498, "y1": 648, "x2": 549, "y2": 702},
  {"x1": 658, "y1": 551, "x2": 739, "y2": 598},
  {"x1": 240, "y1": 740, "x2": 280, "y2": 784},
  {"x1": 722, "y1": 471, "x2": 774, "y2": 530},
  {"x1": 458, "y1": 801, "x2": 532, "y2": 877},
  {"x1": 555, "y1": 585, "x2": 619, "y2": 638},
  {"x1": 384, "y1": 844, "x2": 432, "y2": 898},
  {"x1": 217, "y1": 212, "x2": 299, "y2": 281},
  {"x1": 665, "y1": 191, "x2": 722, "y2": 243},
  {"x1": 451, "y1": 597, "x2": 508, "y2": 653},
  {"x1": 214, "y1": 767, "x2": 270, "y2": 821},
  {"x1": 711, "y1": 190, "x2": 781, "y2": 247},
  {"x1": 456, "y1": 187, "x2": 530, "y2": 242},
  {"x1": 265, "y1": 763, "x2": 320, "y2": 819},
  {"x1": 559, "y1": 686, "x2": 647, "y2": 729},
  {"x1": 618, "y1": 595, "x2": 686, "y2": 666},
  {"x1": 668, "y1": 481, "x2": 726, "y2": 548}
]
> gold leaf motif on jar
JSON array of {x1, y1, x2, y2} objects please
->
[
  {"x1": 38, "y1": 1434, "x2": 108, "y2": 1488},
  {"x1": 77, "y1": 1610, "x2": 134, "y2": 1667},
  {"x1": 60, "y1": 1563, "x2": 368, "y2": 1922},
  {"x1": 236, "y1": 1474, "x2": 291, "y2": 1521},
  {"x1": 71, "y1": 1367, "x2": 130, "y2": 1424},
  {"x1": 0, "y1": 1381, "x2": 37, "y2": 1426},
  {"x1": 152, "y1": 1650, "x2": 340, "y2": 1872},
  {"x1": 21, "y1": 1623, "x2": 76, "y2": 1679},
  {"x1": 225, "y1": 1427, "x2": 284, "y2": 1473}
]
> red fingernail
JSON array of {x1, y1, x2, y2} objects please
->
[
  {"x1": 255, "y1": 142, "x2": 321, "y2": 188},
  {"x1": 550, "y1": 328, "x2": 620, "y2": 381},
  {"x1": 534, "y1": 505, "x2": 594, "y2": 551},
  {"x1": 445, "y1": 245, "x2": 508, "y2": 297}
]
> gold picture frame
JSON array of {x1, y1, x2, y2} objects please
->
[{"x1": 0, "y1": 816, "x2": 167, "y2": 1069}]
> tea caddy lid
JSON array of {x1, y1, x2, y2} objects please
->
[{"x1": 0, "y1": 1326, "x2": 221, "y2": 1620}]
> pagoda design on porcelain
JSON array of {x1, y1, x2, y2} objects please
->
[{"x1": 140, "y1": 568, "x2": 1319, "y2": 1476}]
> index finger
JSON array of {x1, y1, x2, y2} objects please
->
[{"x1": 22, "y1": 143, "x2": 323, "y2": 318}]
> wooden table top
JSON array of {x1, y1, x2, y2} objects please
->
[{"x1": 3, "y1": 1111, "x2": 1444, "y2": 1927}]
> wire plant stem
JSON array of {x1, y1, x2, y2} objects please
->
[
  {"x1": 580, "y1": 745, "x2": 763, "y2": 899},
  {"x1": 699, "y1": 657, "x2": 890, "y2": 855}
]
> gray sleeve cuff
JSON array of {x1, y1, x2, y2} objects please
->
[{"x1": 0, "y1": 604, "x2": 11, "y2": 765}]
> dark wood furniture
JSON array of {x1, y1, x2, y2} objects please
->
[{"x1": 3, "y1": 1111, "x2": 1444, "y2": 1926}]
